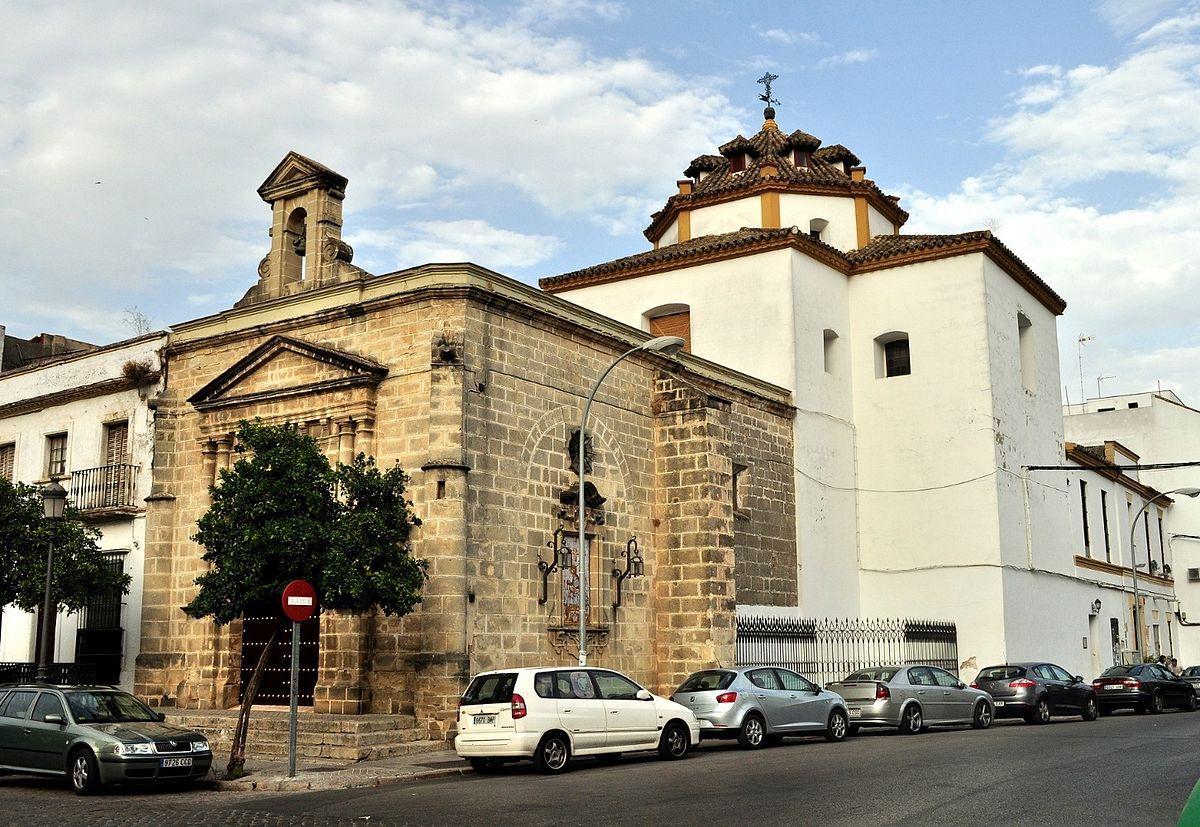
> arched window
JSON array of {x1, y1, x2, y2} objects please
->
[
  {"x1": 644, "y1": 303, "x2": 691, "y2": 353},
  {"x1": 823, "y1": 329, "x2": 838, "y2": 374},
  {"x1": 875, "y1": 331, "x2": 910, "y2": 378},
  {"x1": 284, "y1": 207, "x2": 308, "y2": 282},
  {"x1": 809, "y1": 218, "x2": 829, "y2": 242},
  {"x1": 1018, "y1": 312, "x2": 1035, "y2": 392}
]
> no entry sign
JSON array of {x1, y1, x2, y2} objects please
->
[{"x1": 281, "y1": 579, "x2": 316, "y2": 622}]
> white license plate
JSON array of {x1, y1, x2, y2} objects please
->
[
  {"x1": 160, "y1": 757, "x2": 192, "y2": 768},
  {"x1": 1105, "y1": 685, "x2": 1125, "y2": 691},
  {"x1": 993, "y1": 701, "x2": 1005, "y2": 707},
  {"x1": 473, "y1": 714, "x2": 497, "y2": 725},
  {"x1": 847, "y1": 708, "x2": 862, "y2": 718}
]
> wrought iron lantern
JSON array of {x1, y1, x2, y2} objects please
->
[
  {"x1": 611, "y1": 537, "x2": 644, "y2": 613},
  {"x1": 538, "y1": 526, "x2": 573, "y2": 605}
]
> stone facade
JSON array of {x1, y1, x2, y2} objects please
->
[{"x1": 134, "y1": 156, "x2": 796, "y2": 736}]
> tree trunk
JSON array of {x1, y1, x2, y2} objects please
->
[{"x1": 227, "y1": 622, "x2": 280, "y2": 778}]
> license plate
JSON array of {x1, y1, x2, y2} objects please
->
[
  {"x1": 160, "y1": 757, "x2": 192, "y2": 768},
  {"x1": 1106, "y1": 685, "x2": 1124, "y2": 691},
  {"x1": 993, "y1": 701, "x2": 1005, "y2": 707},
  {"x1": 473, "y1": 714, "x2": 497, "y2": 725},
  {"x1": 847, "y1": 708, "x2": 862, "y2": 718}
]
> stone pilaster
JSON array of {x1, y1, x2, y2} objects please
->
[
  {"x1": 652, "y1": 373, "x2": 736, "y2": 695},
  {"x1": 313, "y1": 610, "x2": 370, "y2": 714}
]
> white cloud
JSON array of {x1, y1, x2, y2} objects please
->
[
  {"x1": 1096, "y1": 0, "x2": 1181, "y2": 32},
  {"x1": 0, "y1": 1, "x2": 738, "y2": 339},
  {"x1": 756, "y1": 27, "x2": 820, "y2": 46},
  {"x1": 816, "y1": 49, "x2": 879, "y2": 69},
  {"x1": 902, "y1": 4, "x2": 1200, "y2": 400},
  {"x1": 347, "y1": 220, "x2": 563, "y2": 270}
]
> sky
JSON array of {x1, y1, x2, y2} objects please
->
[{"x1": 1, "y1": 0, "x2": 1198, "y2": 403}]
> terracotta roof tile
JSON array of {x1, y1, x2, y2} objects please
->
[{"x1": 814, "y1": 144, "x2": 861, "y2": 167}]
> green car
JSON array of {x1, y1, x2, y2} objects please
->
[{"x1": 0, "y1": 684, "x2": 211, "y2": 794}]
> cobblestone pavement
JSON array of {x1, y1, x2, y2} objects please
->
[{"x1": 4, "y1": 709, "x2": 1199, "y2": 825}]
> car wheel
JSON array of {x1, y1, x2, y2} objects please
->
[
  {"x1": 737, "y1": 713, "x2": 767, "y2": 749},
  {"x1": 900, "y1": 704, "x2": 922, "y2": 735},
  {"x1": 825, "y1": 709, "x2": 849, "y2": 742},
  {"x1": 1082, "y1": 695, "x2": 1099, "y2": 721},
  {"x1": 533, "y1": 733, "x2": 571, "y2": 774},
  {"x1": 468, "y1": 758, "x2": 504, "y2": 774},
  {"x1": 1186, "y1": 693, "x2": 1197, "y2": 712},
  {"x1": 972, "y1": 701, "x2": 993, "y2": 730},
  {"x1": 658, "y1": 721, "x2": 690, "y2": 760},
  {"x1": 69, "y1": 748, "x2": 100, "y2": 796},
  {"x1": 1026, "y1": 698, "x2": 1051, "y2": 725},
  {"x1": 1151, "y1": 690, "x2": 1165, "y2": 714}
]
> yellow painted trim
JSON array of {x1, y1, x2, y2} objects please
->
[
  {"x1": 678, "y1": 210, "x2": 691, "y2": 243},
  {"x1": 854, "y1": 197, "x2": 870, "y2": 248},
  {"x1": 760, "y1": 192, "x2": 781, "y2": 229}
]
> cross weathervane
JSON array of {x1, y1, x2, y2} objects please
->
[{"x1": 757, "y1": 72, "x2": 780, "y2": 108}]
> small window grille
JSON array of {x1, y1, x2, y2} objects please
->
[{"x1": 1188, "y1": 568, "x2": 1200, "y2": 583}]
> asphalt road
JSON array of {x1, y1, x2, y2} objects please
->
[{"x1": 2, "y1": 708, "x2": 1199, "y2": 826}]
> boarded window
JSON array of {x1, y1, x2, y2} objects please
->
[
  {"x1": 728, "y1": 154, "x2": 746, "y2": 173},
  {"x1": 649, "y1": 311, "x2": 691, "y2": 353},
  {"x1": 0, "y1": 443, "x2": 13, "y2": 481}
]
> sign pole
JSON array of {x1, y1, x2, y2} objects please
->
[{"x1": 288, "y1": 620, "x2": 300, "y2": 778}]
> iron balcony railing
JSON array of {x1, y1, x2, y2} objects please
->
[{"x1": 70, "y1": 464, "x2": 140, "y2": 511}]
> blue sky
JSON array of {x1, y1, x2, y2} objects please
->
[{"x1": 1, "y1": 0, "x2": 1198, "y2": 401}]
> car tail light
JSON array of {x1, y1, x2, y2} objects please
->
[
  {"x1": 715, "y1": 692, "x2": 738, "y2": 704},
  {"x1": 511, "y1": 694, "x2": 527, "y2": 719},
  {"x1": 876, "y1": 683, "x2": 890, "y2": 700},
  {"x1": 1123, "y1": 679, "x2": 1141, "y2": 689},
  {"x1": 969, "y1": 681, "x2": 979, "y2": 689},
  {"x1": 1009, "y1": 678, "x2": 1037, "y2": 688}
]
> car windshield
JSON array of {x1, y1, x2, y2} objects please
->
[
  {"x1": 65, "y1": 691, "x2": 158, "y2": 724},
  {"x1": 1100, "y1": 666, "x2": 1136, "y2": 677},
  {"x1": 462, "y1": 673, "x2": 517, "y2": 704},
  {"x1": 677, "y1": 671, "x2": 735, "y2": 692},
  {"x1": 978, "y1": 666, "x2": 1025, "y2": 681},
  {"x1": 1185, "y1": 667, "x2": 1200, "y2": 678},
  {"x1": 844, "y1": 668, "x2": 898, "y2": 682}
]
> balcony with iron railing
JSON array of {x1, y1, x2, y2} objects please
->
[{"x1": 69, "y1": 464, "x2": 141, "y2": 515}]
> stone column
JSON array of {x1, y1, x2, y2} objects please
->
[
  {"x1": 337, "y1": 418, "x2": 356, "y2": 467},
  {"x1": 651, "y1": 373, "x2": 736, "y2": 695}
]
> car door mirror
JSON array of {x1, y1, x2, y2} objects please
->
[
  {"x1": 1074, "y1": 676, "x2": 1084, "y2": 683},
  {"x1": 43, "y1": 714, "x2": 64, "y2": 725},
  {"x1": 636, "y1": 689, "x2": 653, "y2": 701},
  {"x1": 956, "y1": 682, "x2": 966, "y2": 690},
  {"x1": 154, "y1": 711, "x2": 166, "y2": 722}
]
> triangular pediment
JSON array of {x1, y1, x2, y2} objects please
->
[
  {"x1": 257, "y1": 151, "x2": 348, "y2": 203},
  {"x1": 189, "y1": 335, "x2": 387, "y2": 411}
]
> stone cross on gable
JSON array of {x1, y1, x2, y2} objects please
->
[{"x1": 757, "y1": 72, "x2": 780, "y2": 108}]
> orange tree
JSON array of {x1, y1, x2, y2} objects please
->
[{"x1": 184, "y1": 420, "x2": 425, "y2": 777}]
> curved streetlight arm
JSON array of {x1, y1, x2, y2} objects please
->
[
  {"x1": 577, "y1": 344, "x2": 645, "y2": 666},
  {"x1": 1129, "y1": 488, "x2": 1200, "y2": 656}
]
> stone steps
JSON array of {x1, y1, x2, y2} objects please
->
[{"x1": 167, "y1": 709, "x2": 441, "y2": 762}]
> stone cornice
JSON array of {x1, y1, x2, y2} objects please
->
[
  {"x1": 0, "y1": 373, "x2": 160, "y2": 421},
  {"x1": 1065, "y1": 443, "x2": 1172, "y2": 504},
  {"x1": 1073, "y1": 555, "x2": 1175, "y2": 586}
]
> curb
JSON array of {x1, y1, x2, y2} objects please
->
[{"x1": 212, "y1": 764, "x2": 471, "y2": 793}]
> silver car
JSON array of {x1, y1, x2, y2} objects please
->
[
  {"x1": 825, "y1": 664, "x2": 994, "y2": 735},
  {"x1": 670, "y1": 667, "x2": 850, "y2": 748}
]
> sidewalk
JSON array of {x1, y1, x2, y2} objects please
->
[{"x1": 211, "y1": 746, "x2": 470, "y2": 792}]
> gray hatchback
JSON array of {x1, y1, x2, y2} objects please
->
[
  {"x1": 671, "y1": 667, "x2": 850, "y2": 748},
  {"x1": 826, "y1": 664, "x2": 994, "y2": 735}
]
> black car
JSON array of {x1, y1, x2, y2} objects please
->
[
  {"x1": 1181, "y1": 666, "x2": 1200, "y2": 699},
  {"x1": 971, "y1": 662, "x2": 1099, "y2": 724},
  {"x1": 1092, "y1": 664, "x2": 1198, "y2": 714}
]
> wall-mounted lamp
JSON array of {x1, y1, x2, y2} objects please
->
[
  {"x1": 611, "y1": 537, "x2": 645, "y2": 613},
  {"x1": 538, "y1": 527, "x2": 573, "y2": 605}
]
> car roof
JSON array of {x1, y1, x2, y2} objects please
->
[{"x1": 0, "y1": 683, "x2": 118, "y2": 691}]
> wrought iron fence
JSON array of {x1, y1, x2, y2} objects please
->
[
  {"x1": 0, "y1": 661, "x2": 100, "y2": 685},
  {"x1": 735, "y1": 616, "x2": 959, "y2": 688},
  {"x1": 70, "y1": 464, "x2": 139, "y2": 511}
]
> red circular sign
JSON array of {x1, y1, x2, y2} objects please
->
[{"x1": 281, "y1": 580, "x2": 317, "y2": 622}]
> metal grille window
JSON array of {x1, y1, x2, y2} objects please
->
[
  {"x1": 0, "y1": 443, "x2": 13, "y2": 481},
  {"x1": 1100, "y1": 490, "x2": 1111, "y2": 561},
  {"x1": 46, "y1": 433, "x2": 67, "y2": 478},
  {"x1": 75, "y1": 552, "x2": 126, "y2": 685},
  {"x1": 883, "y1": 339, "x2": 911, "y2": 377}
]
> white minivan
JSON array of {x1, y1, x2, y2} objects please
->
[{"x1": 455, "y1": 666, "x2": 701, "y2": 774}]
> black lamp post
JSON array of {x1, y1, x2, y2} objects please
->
[{"x1": 36, "y1": 481, "x2": 67, "y2": 684}]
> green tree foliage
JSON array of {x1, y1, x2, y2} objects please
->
[{"x1": 0, "y1": 477, "x2": 130, "y2": 613}]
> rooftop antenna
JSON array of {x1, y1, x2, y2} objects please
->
[
  {"x1": 1077, "y1": 334, "x2": 1094, "y2": 406},
  {"x1": 757, "y1": 72, "x2": 780, "y2": 120},
  {"x1": 1097, "y1": 374, "x2": 1115, "y2": 397}
]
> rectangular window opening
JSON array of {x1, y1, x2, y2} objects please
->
[
  {"x1": 46, "y1": 433, "x2": 68, "y2": 478},
  {"x1": 883, "y1": 338, "x2": 910, "y2": 378},
  {"x1": 649, "y1": 311, "x2": 691, "y2": 354},
  {"x1": 732, "y1": 463, "x2": 749, "y2": 516},
  {"x1": 1080, "y1": 480, "x2": 1091, "y2": 556},
  {"x1": 1100, "y1": 489, "x2": 1111, "y2": 562},
  {"x1": 0, "y1": 443, "x2": 13, "y2": 481},
  {"x1": 822, "y1": 329, "x2": 838, "y2": 374}
]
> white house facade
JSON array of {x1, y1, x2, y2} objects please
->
[
  {"x1": 541, "y1": 106, "x2": 1132, "y2": 680},
  {"x1": 1066, "y1": 391, "x2": 1200, "y2": 665},
  {"x1": 0, "y1": 330, "x2": 166, "y2": 689}
]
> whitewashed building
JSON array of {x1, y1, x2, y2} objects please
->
[
  {"x1": 542, "y1": 106, "x2": 1127, "y2": 679},
  {"x1": 1066, "y1": 391, "x2": 1200, "y2": 665},
  {"x1": 0, "y1": 329, "x2": 166, "y2": 689}
]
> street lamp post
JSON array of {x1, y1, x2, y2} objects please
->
[
  {"x1": 1128, "y1": 487, "x2": 1200, "y2": 659},
  {"x1": 577, "y1": 335, "x2": 685, "y2": 667},
  {"x1": 36, "y1": 481, "x2": 68, "y2": 684}
]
